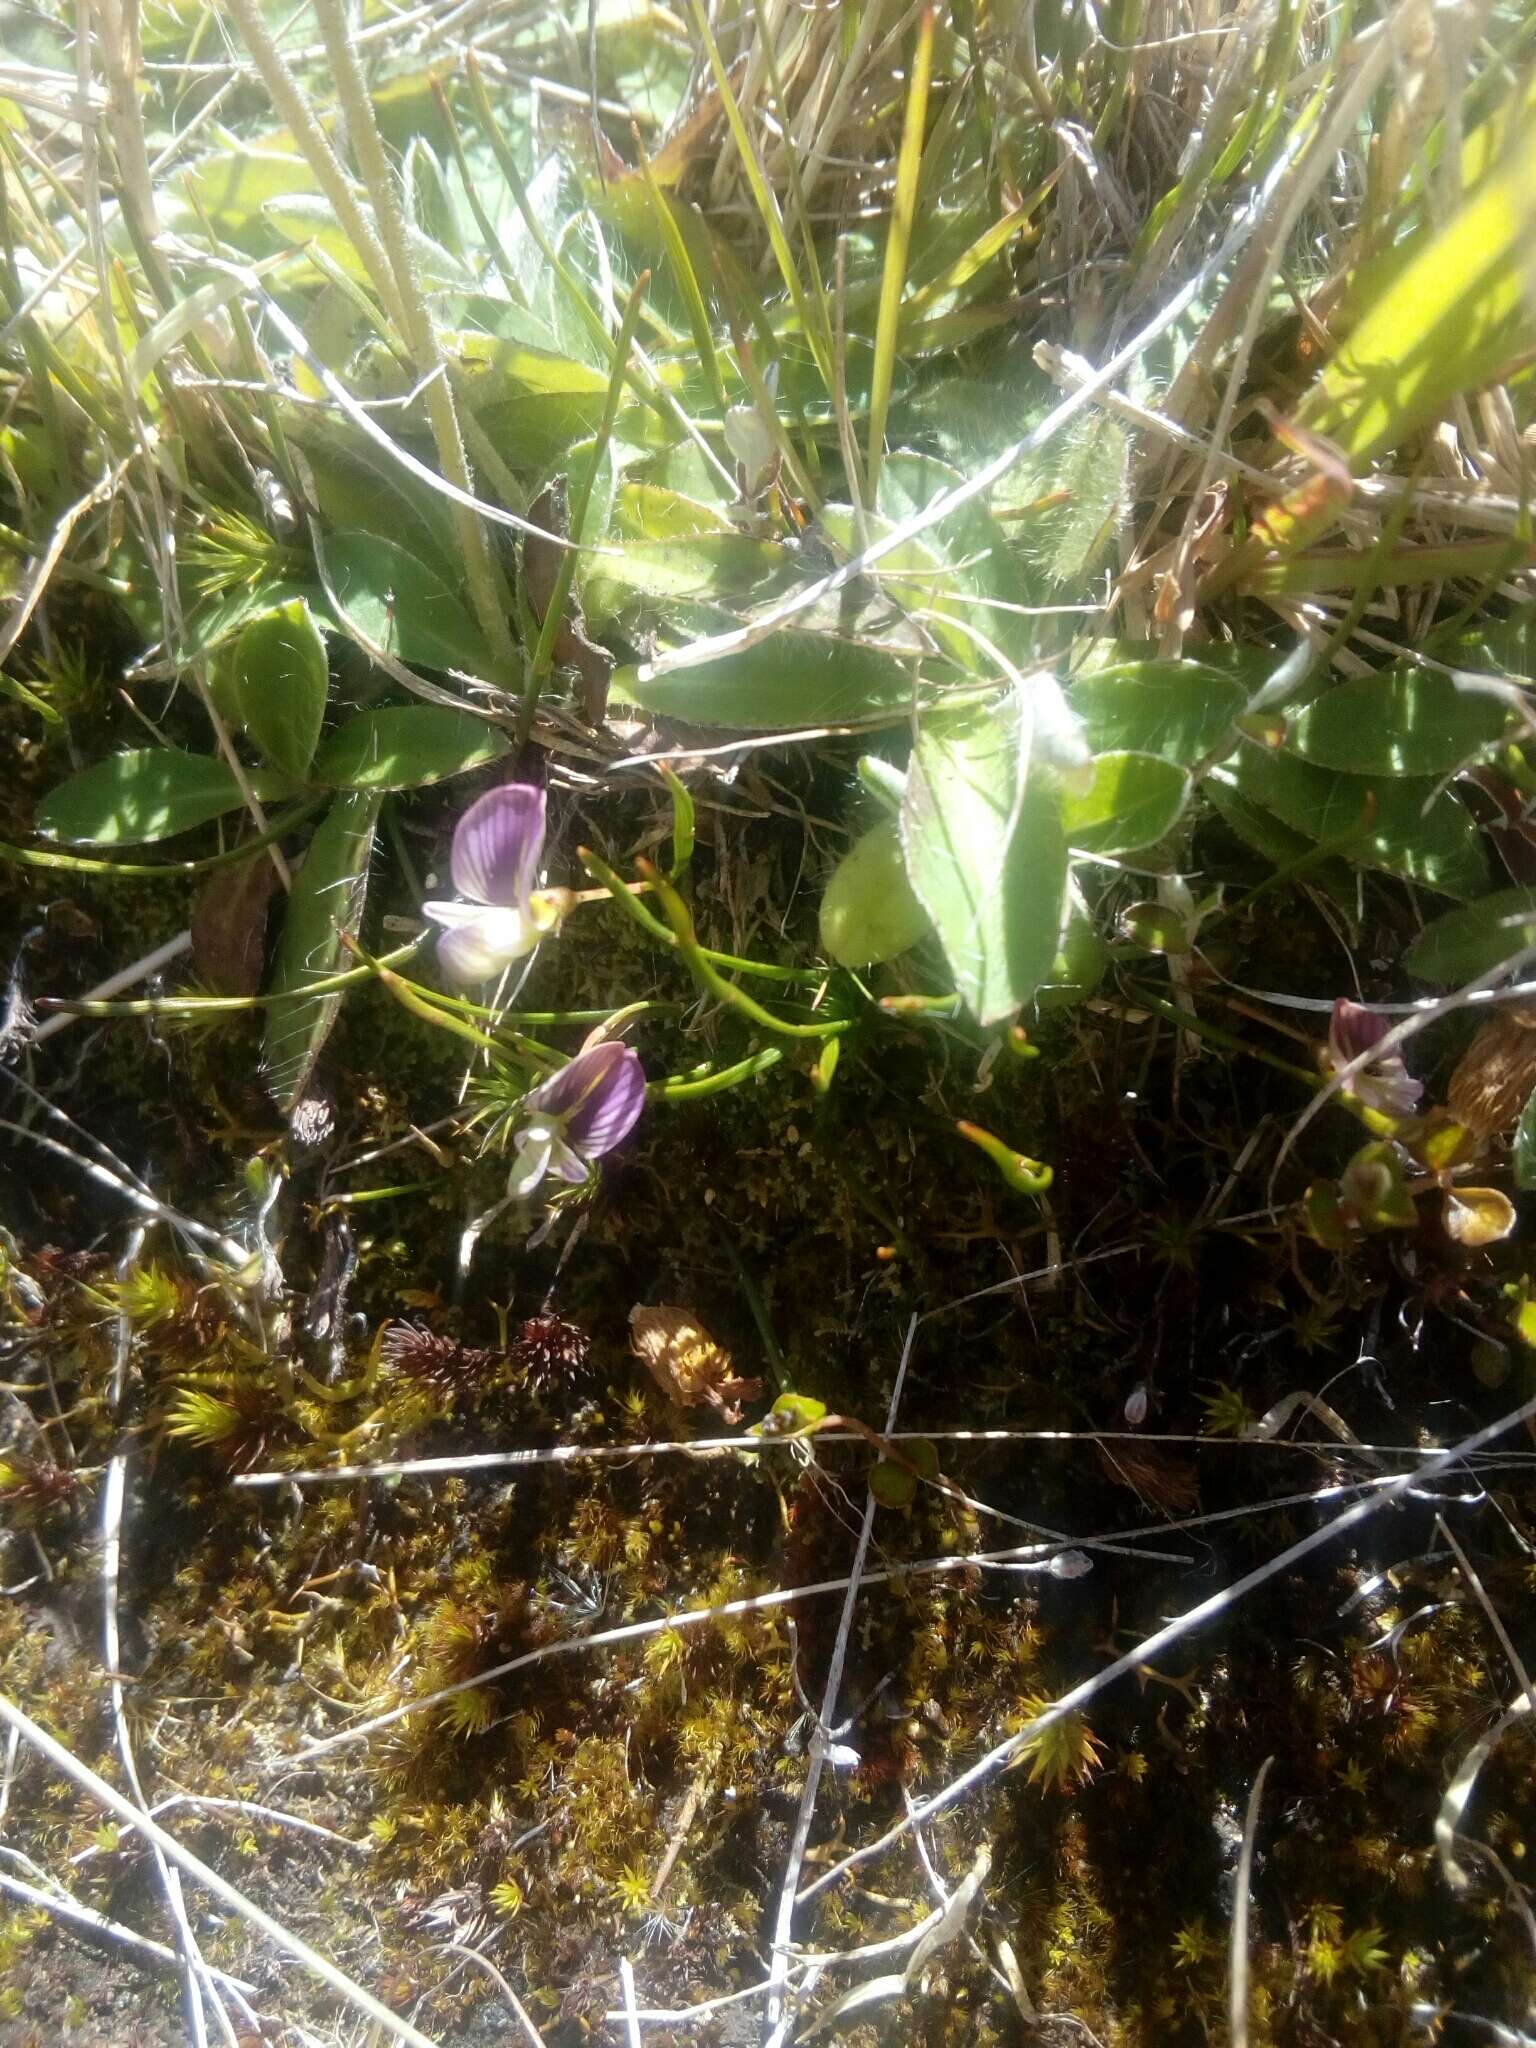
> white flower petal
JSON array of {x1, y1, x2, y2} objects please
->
[
  {"x1": 426, "y1": 902, "x2": 539, "y2": 985},
  {"x1": 507, "y1": 1129, "x2": 554, "y2": 1198}
]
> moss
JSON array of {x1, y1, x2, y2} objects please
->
[{"x1": 2, "y1": 741, "x2": 1535, "y2": 2044}]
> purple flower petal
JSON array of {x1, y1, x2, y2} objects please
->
[
  {"x1": 451, "y1": 784, "x2": 545, "y2": 908},
  {"x1": 526, "y1": 1042, "x2": 646, "y2": 1160},
  {"x1": 1325, "y1": 998, "x2": 1422, "y2": 1119},
  {"x1": 1328, "y1": 998, "x2": 1392, "y2": 1066}
]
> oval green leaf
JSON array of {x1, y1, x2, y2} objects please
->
[
  {"x1": 819, "y1": 819, "x2": 933, "y2": 968},
  {"x1": 618, "y1": 632, "x2": 917, "y2": 732},
  {"x1": 232, "y1": 598, "x2": 330, "y2": 780},
  {"x1": 1227, "y1": 746, "x2": 1489, "y2": 898},
  {"x1": 900, "y1": 694, "x2": 1069, "y2": 1025},
  {"x1": 868, "y1": 1459, "x2": 916, "y2": 1510},
  {"x1": 263, "y1": 790, "x2": 381, "y2": 1112},
  {"x1": 1403, "y1": 889, "x2": 1536, "y2": 983},
  {"x1": 33, "y1": 751, "x2": 299, "y2": 846},
  {"x1": 1429, "y1": 607, "x2": 1536, "y2": 678},
  {"x1": 1069, "y1": 659, "x2": 1245, "y2": 765},
  {"x1": 1060, "y1": 750, "x2": 1190, "y2": 853},
  {"x1": 312, "y1": 707, "x2": 510, "y2": 792},
  {"x1": 321, "y1": 531, "x2": 494, "y2": 675},
  {"x1": 1288, "y1": 668, "x2": 1512, "y2": 776}
]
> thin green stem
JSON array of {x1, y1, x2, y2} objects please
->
[
  {"x1": 577, "y1": 847, "x2": 812, "y2": 982},
  {"x1": 649, "y1": 1048, "x2": 784, "y2": 1100},
  {"x1": 38, "y1": 942, "x2": 423, "y2": 1018},
  {"x1": 640, "y1": 862, "x2": 849, "y2": 1040},
  {"x1": 1, "y1": 805, "x2": 319, "y2": 879},
  {"x1": 1126, "y1": 986, "x2": 1318, "y2": 1085},
  {"x1": 867, "y1": 5, "x2": 934, "y2": 501}
]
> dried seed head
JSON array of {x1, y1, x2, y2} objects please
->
[
  {"x1": 380, "y1": 1321, "x2": 505, "y2": 1394},
  {"x1": 1447, "y1": 1002, "x2": 1536, "y2": 1140},
  {"x1": 509, "y1": 1312, "x2": 592, "y2": 1391}
]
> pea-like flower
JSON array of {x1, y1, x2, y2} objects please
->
[
  {"x1": 508, "y1": 1039, "x2": 646, "y2": 1196},
  {"x1": 1324, "y1": 999, "x2": 1422, "y2": 1119},
  {"x1": 424, "y1": 785, "x2": 570, "y2": 986}
]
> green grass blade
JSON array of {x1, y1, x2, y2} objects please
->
[
  {"x1": 684, "y1": 0, "x2": 834, "y2": 395},
  {"x1": 867, "y1": 5, "x2": 935, "y2": 502}
]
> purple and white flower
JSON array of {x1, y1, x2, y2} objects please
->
[
  {"x1": 508, "y1": 1039, "x2": 646, "y2": 1196},
  {"x1": 1324, "y1": 998, "x2": 1423, "y2": 1119},
  {"x1": 424, "y1": 784, "x2": 567, "y2": 986}
]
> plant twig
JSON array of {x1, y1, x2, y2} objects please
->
[
  {"x1": 762, "y1": 1314, "x2": 919, "y2": 2047},
  {"x1": 0, "y1": 1691, "x2": 445, "y2": 2048},
  {"x1": 795, "y1": 1386, "x2": 1536, "y2": 1906}
]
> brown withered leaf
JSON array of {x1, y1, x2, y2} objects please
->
[
  {"x1": 1095, "y1": 1440, "x2": 1200, "y2": 1514},
  {"x1": 629, "y1": 1305, "x2": 763, "y2": 1424},
  {"x1": 523, "y1": 476, "x2": 614, "y2": 726},
  {"x1": 1447, "y1": 1001, "x2": 1536, "y2": 1139},
  {"x1": 190, "y1": 849, "x2": 279, "y2": 996}
]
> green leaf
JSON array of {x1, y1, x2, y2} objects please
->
[
  {"x1": 1069, "y1": 659, "x2": 1246, "y2": 765},
  {"x1": 263, "y1": 194, "x2": 470, "y2": 291},
  {"x1": 868, "y1": 1459, "x2": 917, "y2": 1510},
  {"x1": 614, "y1": 481, "x2": 731, "y2": 541},
  {"x1": 900, "y1": 694, "x2": 1068, "y2": 1025},
  {"x1": 33, "y1": 751, "x2": 299, "y2": 846},
  {"x1": 1287, "y1": 669, "x2": 1512, "y2": 776},
  {"x1": 295, "y1": 429, "x2": 461, "y2": 587},
  {"x1": 443, "y1": 331, "x2": 612, "y2": 398},
  {"x1": 820, "y1": 819, "x2": 933, "y2": 968},
  {"x1": 1225, "y1": 746, "x2": 1489, "y2": 898},
  {"x1": 1204, "y1": 778, "x2": 1358, "y2": 909},
  {"x1": 763, "y1": 1392, "x2": 828, "y2": 1435},
  {"x1": 172, "y1": 146, "x2": 317, "y2": 240},
  {"x1": 1403, "y1": 889, "x2": 1536, "y2": 983},
  {"x1": 1060, "y1": 751, "x2": 1190, "y2": 853},
  {"x1": 1119, "y1": 900, "x2": 1191, "y2": 955},
  {"x1": 231, "y1": 599, "x2": 330, "y2": 780},
  {"x1": 1515, "y1": 1088, "x2": 1536, "y2": 1192},
  {"x1": 312, "y1": 707, "x2": 510, "y2": 792},
  {"x1": 583, "y1": 536, "x2": 798, "y2": 624},
  {"x1": 1298, "y1": 78, "x2": 1536, "y2": 467},
  {"x1": 1038, "y1": 885, "x2": 1107, "y2": 1008},
  {"x1": 321, "y1": 531, "x2": 494, "y2": 675},
  {"x1": 616, "y1": 632, "x2": 917, "y2": 731},
  {"x1": 1429, "y1": 607, "x2": 1536, "y2": 678},
  {"x1": 262, "y1": 790, "x2": 381, "y2": 1112},
  {"x1": 1035, "y1": 413, "x2": 1129, "y2": 584}
]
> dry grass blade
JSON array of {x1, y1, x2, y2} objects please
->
[
  {"x1": 1229, "y1": 1756, "x2": 1274, "y2": 2048},
  {"x1": 0, "y1": 1691, "x2": 443, "y2": 2048}
]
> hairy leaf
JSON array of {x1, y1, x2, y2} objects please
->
[{"x1": 900, "y1": 693, "x2": 1067, "y2": 1024}]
